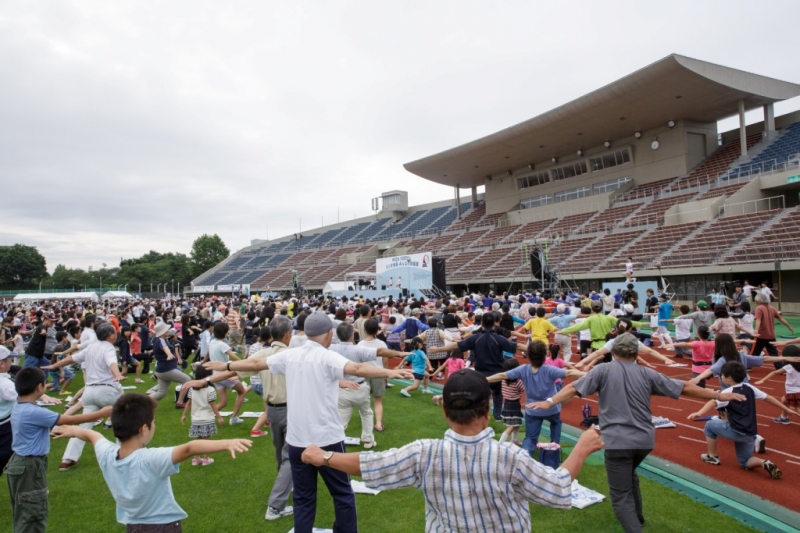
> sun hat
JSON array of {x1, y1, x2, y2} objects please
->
[{"x1": 154, "y1": 322, "x2": 170, "y2": 338}]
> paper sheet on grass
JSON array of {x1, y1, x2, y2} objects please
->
[
  {"x1": 217, "y1": 411, "x2": 262, "y2": 418},
  {"x1": 571, "y1": 480, "x2": 605, "y2": 509},
  {"x1": 288, "y1": 529, "x2": 333, "y2": 533},
  {"x1": 345, "y1": 436, "x2": 361, "y2": 446},
  {"x1": 351, "y1": 480, "x2": 380, "y2": 495},
  {"x1": 121, "y1": 385, "x2": 138, "y2": 390}
]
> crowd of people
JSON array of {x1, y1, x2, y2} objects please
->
[{"x1": 1, "y1": 285, "x2": 799, "y2": 533}]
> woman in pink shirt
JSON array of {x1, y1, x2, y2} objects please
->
[{"x1": 544, "y1": 344, "x2": 567, "y2": 391}]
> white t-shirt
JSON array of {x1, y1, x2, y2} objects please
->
[
  {"x1": 574, "y1": 318, "x2": 590, "y2": 341},
  {"x1": 267, "y1": 340, "x2": 349, "y2": 448},
  {"x1": 288, "y1": 334, "x2": 307, "y2": 349},
  {"x1": 737, "y1": 313, "x2": 755, "y2": 335},
  {"x1": 358, "y1": 338, "x2": 387, "y2": 369},
  {"x1": 673, "y1": 317, "x2": 692, "y2": 340},
  {"x1": 73, "y1": 340, "x2": 120, "y2": 388},
  {"x1": 187, "y1": 387, "x2": 218, "y2": 424},
  {"x1": 208, "y1": 339, "x2": 231, "y2": 375},
  {"x1": 784, "y1": 365, "x2": 800, "y2": 394}
]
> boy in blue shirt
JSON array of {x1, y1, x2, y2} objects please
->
[
  {"x1": 52, "y1": 393, "x2": 252, "y2": 531},
  {"x1": 6, "y1": 367, "x2": 112, "y2": 533},
  {"x1": 652, "y1": 293, "x2": 674, "y2": 349}
]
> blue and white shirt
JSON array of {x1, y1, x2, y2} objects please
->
[{"x1": 360, "y1": 427, "x2": 572, "y2": 532}]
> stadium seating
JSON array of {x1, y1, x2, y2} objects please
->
[
  {"x1": 561, "y1": 230, "x2": 643, "y2": 274},
  {"x1": 666, "y1": 133, "x2": 762, "y2": 190},
  {"x1": 722, "y1": 206, "x2": 800, "y2": 264},
  {"x1": 348, "y1": 219, "x2": 390, "y2": 244},
  {"x1": 448, "y1": 203, "x2": 486, "y2": 231},
  {"x1": 455, "y1": 247, "x2": 519, "y2": 279},
  {"x1": 619, "y1": 192, "x2": 696, "y2": 228},
  {"x1": 443, "y1": 229, "x2": 490, "y2": 251},
  {"x1": 542, "y1": 212, "x2": 596, "y2": 239},
  {"x1": 596, "y1": 222, "x2": 704, "y2": 273},
  {"x1": 373, "y1": 210, "x2": 428, "y2": 240},
  {"x1": 401, "y1": 206, "x2": 451, "y2": 236},
  {"x1": 614, "y1": 177, "x2": 678, "y2": 202},
  {"x1": 501, "y1": 218, "x2": 557, "y2": 244},
  {"x1": 575, "y1": 204, "x2": 642, "y2": 234},
  {"x1": 431, "y1": 203, "x2": 472, "y2": 232},
  {"x1": 727, "y1": 122, "x2": 800, "y2": 179},
  {"x1": 693, "y1": 181, "x2": 749, "y2": 201}
]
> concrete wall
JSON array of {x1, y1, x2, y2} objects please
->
[
  {"x1": 484, "y1": 120, "x2": 718, "y2": 215},
  {"x1": 663, "y1": 196, "x2": 723, "y2": 224}
]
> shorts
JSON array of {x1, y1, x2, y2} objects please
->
[
  {"x1": 214, "y1": 379, "x2": 240, "y2": 390},
  {"x1": 786, "y1": 392, "x2": 800, "y2": 408},
  {"x1": 579, "y1": 340, "x2": 591, "y2": 355},
  {"x1": 189, "y1": 422, "x2": 217, "y2": 438},
  {"x1": 368, "y1": 377, "x2": 386, "y2": 398},
  {"x1": 412, "y1": 373, "x2": 426, "y2": 381},
  {"x1": 120, "y1": 353, "x2": 136, "y2": 366},
  {"x1": 703, "y1": 418, "x2": 755, "y2": 468}
]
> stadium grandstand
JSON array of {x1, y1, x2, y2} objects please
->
[{"x1": 192, "y1": 54, "x2": 800, "y2": 309}]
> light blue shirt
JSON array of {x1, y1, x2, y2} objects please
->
[
  {"x1": 11, "y1": 402, "x2": 60, "y2": 456},
  {"x1": 404, "y1": 350, "x2": 428, "y2": 375},
  {"x1": 548, "y1": 314, "x2": 577, "y2": 330},
  {"x1": 505, "y1": 364, "x2": 565, "y2": 417},
  {"x1": 95, "y1": 439, "x2": 187, "y2": 525}
]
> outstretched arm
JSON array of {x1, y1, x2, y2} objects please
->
[
  {"x1": 171, "y1": 439, "x2": 253, "y2": 464},
  {"x1": 687, "y1": 399, "x2": 716, "y2": 420},
  {"x1": 301, "y1": 445, "x2": 362, "y2": 476},
  {"x1": 51, "y1": 425, "x2": 106, "y2": 446}
]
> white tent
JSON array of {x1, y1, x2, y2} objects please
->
[
  {"x1": 322, "y1": 281, "x2": 348, "y2": 294},
  {"x1": 101, "y1": 291, "x2": 133, "y2": 299},
  {"x1": 13, "y1": 292, "x2": 99, "y2": 302}
]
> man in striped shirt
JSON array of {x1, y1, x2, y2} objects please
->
[{"x1": 301, "y1": 369, "x2": 604, "y2": 532}]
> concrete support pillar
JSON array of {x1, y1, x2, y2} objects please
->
[
  {"x1": 763, "y1": 103, "x2": 777, "y2": 141},
  {"x1": 471, "y1": 185, "x2": 478, "y2": 207},
  {"x1": 738, "y1": 100, "x2": 748, "y2": 160},
  {"x1": 455, "y1": 186, "x2": 461, "y2": 218}
]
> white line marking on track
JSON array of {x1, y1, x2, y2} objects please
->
[
  {"x1": 787, "y1": 460, "x2": 800, "y2": 466},
  {"x1": 656, "y1": 405, "x2": 683, "y2": 411},
  {"x1": 678, "y1": 436, "x2": 707, "y2": 444}
]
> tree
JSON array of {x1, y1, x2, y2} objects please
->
[
  {"x1": 0, "y1": 244, "x2": 47, "y2": 289},
  {"x1": 190, "y1": 234, "x2": 229, "y2": 278}
]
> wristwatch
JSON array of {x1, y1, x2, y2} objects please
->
[
  {"x1": 226, "y1": 362, "x2": 231, "y2": 371},
  {"x1": 323, "y1": 451, "x2": 334, "y2": 467},
  {"x1": 205, "y1": 377, "x2": 212, "y2": 385},
  {"x1": 545, "y1": 397, "x2": 554, "y2": 404}
]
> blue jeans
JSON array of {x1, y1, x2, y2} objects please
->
[
  {"x1": 703, "y1": 418, "x2": 755, "y2": 468},
  {"x1": 22, "y1": 355, "x2": 47, "y2": 368},
  {"x1": 523, "y1": 413, "x2": 562, "y2": 468},
  {"x1": 288, "y1": 441, "x2": 357, "y2": 533}
]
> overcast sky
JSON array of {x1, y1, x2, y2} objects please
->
[{"x1": 2, "y1": 0, "x2": 799, "y2": 272}]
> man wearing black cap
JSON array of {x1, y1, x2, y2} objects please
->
[{"x1": 301, "y1": 369, "x2": 604, "y2": 531}]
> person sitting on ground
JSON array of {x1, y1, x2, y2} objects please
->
[
  {"x1": 52, "y1": 393, "x2": 252, "y2": 530},
  {"x1": 299, "y1": 369, "x2": 604, "y2": 532},
  {"x1": 688, "y1": 361, "x2": 795, "y2": 479}
]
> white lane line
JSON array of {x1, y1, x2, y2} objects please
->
[
  {"x1": 787, "y1": 460, "x2": 800, "y2": 466},
  {"x1": 678, "y1": 436, "x2": 707, "y2": 444},
  {"x1": 656, "y1": 406, "x2": 684, "y2": 411}
]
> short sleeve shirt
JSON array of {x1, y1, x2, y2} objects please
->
[
  {"x1": 573, "y1": 359, "x2": 683, "y2": 449},
  {"x1": 95, "y1": 439, "x2": 187, "y2": 525},
  {"x1": 505, "y1": 364, "x2": 565, "y2": 417},
  {"x1": 208, "y1": 339, "x2": 232, "y2": 375},
  {"x1": 11, "y1": 402, "x2": 60, "y2": 456},
  {"x1": 755, "y1": 305, "x2": 779, "y2": 339}
]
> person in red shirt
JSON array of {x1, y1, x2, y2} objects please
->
[{"x1": 752, "y1": 294, "x2": 795, "y2": 363}]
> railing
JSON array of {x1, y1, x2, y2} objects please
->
[
  {"x1": 659, "y1": 176, "x2": 709, "y2": 197},
  {"x1": 0, "y1": 288, "x2": 108, "y2": 297},
  {"x1": 527, "y1": 202, "x2": 601, "y2": 222},
  {"x1": 717, "y1": 196, "x2": 785, "y2": 218},
  {"x1": 720, "y1": 153, "x2": 800, "y2": 181},
  {"x1": 721, "y1": 239, "x2": 800, "y2": 265},
  {"x1": 619, "y1": 211, "x2": 664, "y2": 229}
]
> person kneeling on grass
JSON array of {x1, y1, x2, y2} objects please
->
[
  {"x1": 52, "y1": 393, "x2": 252, "y2": 532},
  {"x1": 688, "y1": 361, "x2": 796, "y2": 478},
  {"x1": 300, "y1": 369, "x2": 604, "y2": 532}
]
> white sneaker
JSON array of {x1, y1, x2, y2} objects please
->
[
  {"x1": 754, "y1": 434, "x2": 766, "y2": 454},
  {"x1": 400, "y1": 389, "x2": 411, "y2": 398},
  {"x1": 422, "y1": 389, "x2": 434, "y2": 394},
  {"x1": 230, "y1": 416, "x2": 243, "y2": 425},
  {"x1": 265, "y1": 506, "x2": 294, "y2": 520},
  {"x1": 363, "y1": 441, "x2": 377, "y2": 450}
]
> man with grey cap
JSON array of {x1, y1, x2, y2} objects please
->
[
  {"x1": 300, "y1": 369, "x2": 604, "y2": 532},
  {"x1": 203, "y1": 311, "x2": 412, "y2": 533},
  {"x1": 531, "y1": 333, "x2": 746, "y2": 533}
]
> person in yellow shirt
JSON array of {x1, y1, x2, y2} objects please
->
[{"x1": 522, "y1": 307, "x2": 557, "y2": 344}]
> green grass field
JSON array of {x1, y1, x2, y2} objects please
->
[{"x1": 0, "y1": 366, "x2": 763, "y2": 533}]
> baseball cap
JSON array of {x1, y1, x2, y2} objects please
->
[
  {"x1": 305, "y1": 312, "x2": 333, "y2": 337},
  {"x1": 0, "y1": 346, "x2": 11, "y2": 361},
  {"x1": 443, "y1": 369, "x2": 490, "y2": 410},
  {"x1": 612, "y1": 333, "x2": 639, "y2": 355},
  {"x1": 697, "y1": 300, "x2": 708, "y2": 308},
  {"x1": 623, "y1": 303, "x2": 634, "y2": 313},
  {"x1": 590, "y1": 300, "x2": 603, "y2": 311}
]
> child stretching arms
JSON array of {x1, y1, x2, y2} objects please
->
[
  {"x1": 52, "y1": 393, "x2": 252, "y2": 531},
  {"x1": 7, "y1": 367, "x2": 112, "y2": 533},
  {"x1": 755, "y1": 345, "x2": 800, "y2": 424},
  {"x1": 499, "y1": 358, "x2": 524, "y2": 445},
  {"x1": 181, "y1": 365, "x2": 225, "y2": 466},
  {"x1": 398, "y1": 338, "x2": 433, "y2": 397},
  {"x1": 688, "y1": 361, "x2": 795, "y2": 478}
]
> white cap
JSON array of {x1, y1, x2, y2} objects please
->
[{"x1": 624, "y1": 303, "x2": 634, "y2": 313}]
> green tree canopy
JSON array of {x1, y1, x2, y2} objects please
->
[
  {"x1": 0, "y1": 244, "x2": 47, "y2": 289},
  {"x1": 190, "y1": 234, "x2": 230, "y2": 278}
]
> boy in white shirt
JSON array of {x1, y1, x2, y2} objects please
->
[
  {"x1": 673, "y1": 305, "x2": 693, "y2": 359},
  {"x1": 52, "y1": 394, "x2": 251, "y2": 530}
]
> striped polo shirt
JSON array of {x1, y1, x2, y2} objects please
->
[{"x1": 359, "y1": 427, "x2": 572, "y2": 531}]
